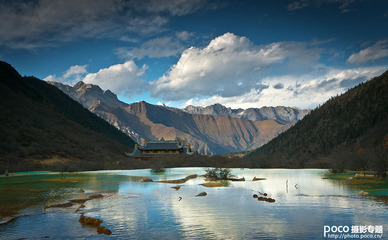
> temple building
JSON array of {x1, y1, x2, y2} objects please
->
[{"x1": 126, "y1": 137, "x2": 197, "y2": 157}]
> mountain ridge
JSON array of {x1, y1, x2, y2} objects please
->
[{"x1": 182, "y1": 104, "x2": 310, "y2": 124}]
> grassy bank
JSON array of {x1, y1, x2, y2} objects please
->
[
  {"x1": 324, "y1": 171, "x2": 388, "y2": 195},
  {"x1": 0, "y1": 154, "x2": 255, "y2": 174}
]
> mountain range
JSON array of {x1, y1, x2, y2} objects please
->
[
  {"x1": 49, "y1": 81, "x2": 310, "y2": 154},
  {"x1": 182, "y1": 104, "x2": 309, "y2": 125},
  {"x1": 0, "y1": 61, "x2": 136, "y2": 171}
]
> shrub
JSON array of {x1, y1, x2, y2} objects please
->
[
  {"x1": 204, "y1": 168, "x2": 233, "y2": 180},
  {"x1": 151, "y1": 167, "x2": 165, "y2": 173}
]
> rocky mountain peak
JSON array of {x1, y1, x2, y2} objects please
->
[
  {"x1": 182, "y1": 103, "x2": 310, "y2": 124},
  {"x1": 73, "y1": 81, "x2": 85, "y2": 89},
  {"x1": 74, "y1": 81, "x2": 103, "y2": 94},
  {"x1": 104, "y1": 89, "x2": 116, "y2": 99},
  {"x1": 48, "y1": 81, "x2": 127, "y2": 109}
]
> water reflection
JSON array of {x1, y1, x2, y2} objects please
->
[{"x1": 0, "y1": 168, "x2": 387, "y2": 239}]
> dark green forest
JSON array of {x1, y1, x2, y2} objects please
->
[
  {"x1": 247, "y1": 70, "x2": 388, "y2": 176},
  {"x1": 0, "y1": 61, "x2": 136, "y2": 171}
]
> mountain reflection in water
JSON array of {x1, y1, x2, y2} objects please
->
[{"x1": 0, "y1": 168, "x2": 387, "y2": 239}]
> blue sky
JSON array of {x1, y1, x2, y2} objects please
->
[{"x1": 1, "y1": 0, "x2": 388, "y2": 109}]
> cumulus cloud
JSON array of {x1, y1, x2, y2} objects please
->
[
  {"x1": 83, "y1": 61, "x2": 148, "y2": 96},
  {"x1": 44, "y1": 65, "x2": 88, "y2": 85},
  {"x1": 180, "y1": 66, "x2": 387, "y2": 109},
  {"x1": 63, "y1": 65, "x2": 88, "y2": 80},
  {"x1": 150, "y1": 32, "x2": 321, "y2": 101},
  {"x1": 347, "y1": 40, "x2": 388, "y2": 64},
  {"x1": 0, "y1": 0, "x2": 206, "y2": 49}
]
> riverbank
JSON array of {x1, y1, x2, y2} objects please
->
[{"x1": 324, "y1": 171, "x2": 388, "y2": 195}]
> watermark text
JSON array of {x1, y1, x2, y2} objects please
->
[{"x1": 324, "y1": 225, "x2": 383, "y2": 239}]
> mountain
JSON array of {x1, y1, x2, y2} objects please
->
[
  {"x1": 0, "y1": 61, "x2": 136, "y2": 171},
  {"x1": 124, "y1": 101, "x2": 291, "y2": 154},
  {"x1": 53, "y1": 81, "x2": 128, "y2": 109},
  {"x1": 183, "y1": 104, "x2": 310, "y2": 124},
  {"x1": 247, "y1": 70, "x2": 388, "y2": 171},
  {"x1": 49, "y1": 81, "x2": 292, "y2": 154}
]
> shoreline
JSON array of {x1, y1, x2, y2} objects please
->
[{"x1": 324, "y1": 171, "x2": 388, "y2": 195}]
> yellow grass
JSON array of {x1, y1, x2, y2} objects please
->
[
  {"x1": 157, "y1": 178, "x2": 188, "y2": 184},
  {"x1": 36, "y1": 156, "x2": 71, "y2": 166},
  {"x1": 200, "y1": 182, "x2": 223, "y2": 188},
  {"x1": 43, "y1": 176, "x2": 89, "y2": 182}
]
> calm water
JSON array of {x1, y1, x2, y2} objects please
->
[{"x1": 0, "y1": 168, "x2": 387, "y2": 239}]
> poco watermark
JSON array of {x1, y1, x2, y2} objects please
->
[{"x1": 324, "y1": 225, "x2": 383, "y2": 239}]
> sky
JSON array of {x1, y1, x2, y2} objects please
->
[{"x1": 1, "y1": 0, "x2": 388, "y2": 109}]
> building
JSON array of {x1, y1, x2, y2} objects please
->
[{"x1": 126, "y1": 137, "x2": 197, "y2": 157}]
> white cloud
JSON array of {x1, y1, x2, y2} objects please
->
[
  {"x1": 180, "y1": 66, "x2": 387, "y2": 109},
  {"x1": 150, "y1": 32, "x2": 321, "y2": 101},
  {"x1": 44, "y1": 64, "x2": 87, "y2": 85},
  {"x1": 45, "y1": 61, "x2": 147, "y2": 97},
  {"x1": 44, "y1": 74, "x2": 58, "y2": 82},
  {"x1": 347, "y1": 40, "x2": 388, "y2": 64},
  {"x1": 63, "y1": 65, "x2": 88, "y2": 80},
  {"x1": 83, "y1": 61, "x2": 148, "y2": 96}
]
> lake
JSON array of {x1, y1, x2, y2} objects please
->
[{"x1": 0, "y1": 168, "x2": 387, "y2": 239}]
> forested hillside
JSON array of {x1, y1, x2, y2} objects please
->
[
  {"x1": 247, "y1": 70, "x2": 388, "y2": 174},
  {"x1": 0, "y1": 61, "x2": 136, "y2": 171}
]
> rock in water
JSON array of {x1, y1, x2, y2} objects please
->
[
  {"x1": 196, "y1": 192, "x2": 207, "y2": 197},
  {"x1": 257, "y1": 196, "x2": 276, "y2": 203},
  {"x1": 76, "y1": 188, "x2": 85, "y2": 193},
  {"x1": 88, "y1": 193, "x2": 104, "y2": 199},
  {"x1": 139, "y1": 177, "x2": 154, "y2": 182},
  {"x1": 70, "y1": 199, "x2": 88, "y2": 204},
  {"x1": 45, "y1": 202, "x2": 74, "y2": 209},
  {"x1": 358, "y1": 191, "x2": 369, "y2": 195},
  {"x1": 79, "y1": 215, "x2": 102, "y2": 226},
  {"x1": 185, "y1": 174, "x2": 198, "y2": 180},
  {"x1": 79, "y1": 215, "x2": 112, "y2": 235},
  {"x1": 252, "y1": 177, "x2": 266, "y2": 181},
  {"x1": 97, "y1": 226, "x2": 112, "y2": 235}
]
